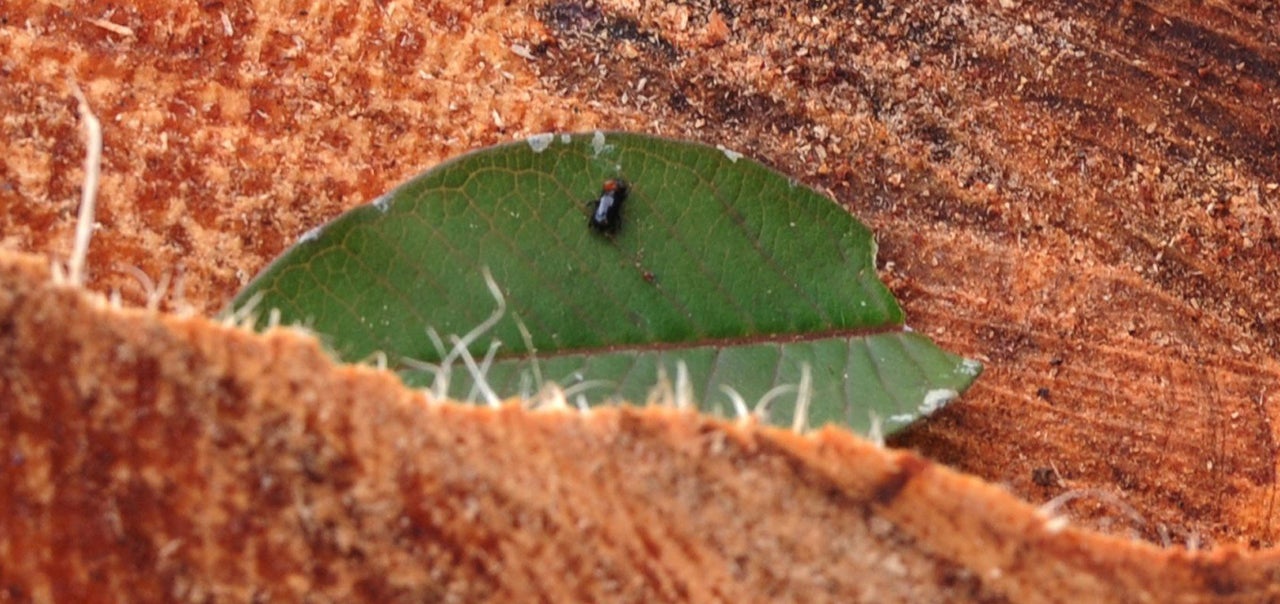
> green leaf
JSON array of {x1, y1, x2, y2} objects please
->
[{"x1": 225, "y1": 132, "x2": 980, "y2": 435}]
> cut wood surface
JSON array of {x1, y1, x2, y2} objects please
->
[
  {"x1": 2, "y1": 0, "x2": 1279, "y2": 599},
  {"x1": 2, "y1": 252, "x2": 1278, "y2": 602}
]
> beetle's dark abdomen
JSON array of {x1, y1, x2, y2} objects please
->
[{"x1": 588, "y1": 179, "x2": 628, "y2": 235}]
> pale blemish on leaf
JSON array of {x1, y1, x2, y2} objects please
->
[
  {"x1": 527, "y1": 133, "x2": 555, "y2": 153},
  {"x1": 717, "y1": 145, "x2": 744, "y2": 163}
]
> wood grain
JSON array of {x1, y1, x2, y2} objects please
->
[
  {"x1": 3, "y1": 252, "x2": 1279, "y2": 601},
  {"x1": 2, "y1": 0, "x2": 1280, "y2": 597}
]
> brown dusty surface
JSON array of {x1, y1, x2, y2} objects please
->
[
  {"x1": 2, "y1": 0, "x2": 1280, "y2": 597},
  {"x1": 4, "y1": 251, "x2": 1280, "y2": 602}
]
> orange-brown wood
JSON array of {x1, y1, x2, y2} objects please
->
[{"x1": 3, "y1": 0, "x2": 1279, "y2": 599}]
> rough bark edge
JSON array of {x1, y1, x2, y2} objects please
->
[{"x1": 3, "y1": 248, "x2": 1278, "y2": 602}]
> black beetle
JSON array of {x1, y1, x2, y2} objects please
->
[{"x1": 588, "y1": 179, "x2": 628, "y2": 235}]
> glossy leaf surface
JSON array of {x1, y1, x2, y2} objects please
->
[{"x1": 226, "y1": 132, "x2": 980, "y2": 433}]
